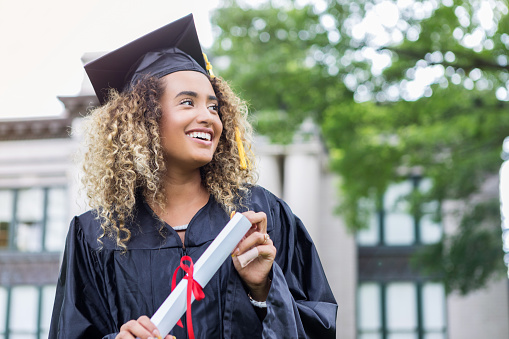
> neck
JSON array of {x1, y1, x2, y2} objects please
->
[
  {"x1": 163, "y1": 167, "x2": 207, "y2": 204},
  {"x1": 149, "y1": 166, "x2": 210, "y2": 226}
]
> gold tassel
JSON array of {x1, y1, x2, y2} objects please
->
[
  {"x1": 235, "y1": 127, "x2": 248, "y2": 170},
  {"x1": 203, "y1": 53, "x2": 215, "y2": 78}
]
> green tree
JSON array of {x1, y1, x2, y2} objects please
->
[
  {"x1": 210, "y1": 0, "x2": 509, "y2": 294},
  {"x1": 210, "y1": 0, "x2": 355, "y2": 143}
]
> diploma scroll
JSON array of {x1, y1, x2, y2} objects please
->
[{"x1": 151, "y1": 213, "x2": 252, "y2": 336}]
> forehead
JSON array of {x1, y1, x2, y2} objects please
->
[{"x1": 160, "y1": 70, "x2": 215, "y2": 97}]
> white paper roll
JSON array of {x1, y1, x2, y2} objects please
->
[{"x1": 151, "y1": 213, "x2": 252, "y2": 336}]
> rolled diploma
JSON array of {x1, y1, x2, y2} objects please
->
[{"x1": 151, "y1": 212, "x2": 252, "y2": 337}]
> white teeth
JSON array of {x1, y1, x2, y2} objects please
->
[{"x1": 186, "y1": 131, "x2": 211, "y2": 141}]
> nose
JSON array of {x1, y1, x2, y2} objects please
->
[{"x1": 196, "y1": 104, "x2": 214, "y2": 124}]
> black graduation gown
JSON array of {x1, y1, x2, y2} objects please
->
[{"x1": 49, "y1": 186, "x2": 337, "y2": 338}]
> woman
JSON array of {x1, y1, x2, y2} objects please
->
[{"x1": 49, "y1": 15, "x2": 337, "y2": 339}]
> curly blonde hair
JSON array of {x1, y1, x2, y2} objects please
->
[{"x1": 80, "y1": 75, "x2": 257, "y2": 250}]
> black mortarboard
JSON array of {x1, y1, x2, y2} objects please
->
[{"x1": 84, "y1": 14, "x2": 208, "y2": 105}]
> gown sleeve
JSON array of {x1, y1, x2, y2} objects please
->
[
  {"x1": 49, "y1": 216, "x2": 117, "y2": 339},
  {"x1": 262, "y1": 196, "x2": 337, "y2": 338}
]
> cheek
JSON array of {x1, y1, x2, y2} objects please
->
[
  {"x1": 158, "y1": 109, "x2": 170, "y2": 131},
  {"x1": 218, "y1": 121, "x2": 224, "y2": 136},
  {"x1": 158, "y1": 117, "x2": 171, "y2": 138},
  {"x1": 215, "y1": 118, "x2": 224, "y2": 139},
  {"x1": 159, "y1": 109, "x2": 185, "y2": 135}
]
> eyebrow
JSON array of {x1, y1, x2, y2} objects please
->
[{"x1": 175, "y1": 91, "x2": 218, "y2": 102}]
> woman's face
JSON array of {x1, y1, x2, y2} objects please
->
[{"x1": 158, "y1": 71, "x2": 223, "y2": 171}]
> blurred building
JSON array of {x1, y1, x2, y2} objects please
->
[{"x1": 0, "y1": 57, "x2": 508, "y2": 339}]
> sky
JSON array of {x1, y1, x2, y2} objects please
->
[
  {"x1": 0, "y1": 0, "x2": 220, "y2": 119},
  {"x1": 3, "y1": 0, "x2": 499, "y2": 120}
]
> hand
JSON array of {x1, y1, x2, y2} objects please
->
[
  {"x1": 115, "y1": 315, "x2": 174, "y2": 339},
  {"x1": 232, "y1": 211, "x2": 276, "y2": 302}
]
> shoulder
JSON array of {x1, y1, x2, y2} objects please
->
[
  {"x1": 244, "y1": 185, "x2": 299, "y2": 231},
  {"x1": 243, "y1": 185, "x2": 277, "y2": 211},
  {"x1": 69, "y1": 210, "x2": 103, "y2": 249},
  {"x1": 75, "y1": 209, "x2": 100, "y2": 226},
  {"x1": 62, "y1": 210, "x2": 110, "y2": 250},
  {"x1": 72, "y1": 209, "x2": 133, "y2": 251},
  {"x1": 71, "y1": 201, "x2": 167, "y2": 251},
  {"x1": 246, "y1": 185, "x2": 292, "y2": 213}
]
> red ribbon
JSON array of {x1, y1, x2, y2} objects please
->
[{"x1": 171, "y1": 255, "x2": 205, "y2": 339}]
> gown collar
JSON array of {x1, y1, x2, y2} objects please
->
[{"x1": 134, "y1": 194, "x2": 230, "y2": 249}]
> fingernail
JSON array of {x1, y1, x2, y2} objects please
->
[{"x1": 231, "y1": 247, "x2": 240, "y2": 257}]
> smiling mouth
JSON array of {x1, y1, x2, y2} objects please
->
[{"x1": 186, "y1": 131, "x2": 212, "y2": 141}]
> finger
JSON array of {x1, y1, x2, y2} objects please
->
[
  {"x1": 237, "y1": 247, "x2": 259, "y2": 267},
  {"x1": 119, "y1": 319, "x2": 152, "y2": 338},
  {"x1": 241, "y1": 211, "x2": 267, "y2": 233},
  {"x1": 243, "y1": 211, "x2": 267, "y2": 232},
  {"x1": 115, "y1": 332, "x2": 135, "y2": 339},
  {"x1": 236, "y1": 241, "x2": 277, "y2": 268},
  {"x1": 137, "y1": 316, "x2": 161, "y2": 338},
  {"x1": 257, "y1": 243, "x2": 277, "y2": 260},
  {"x1": 235, "y1": 232, "x2": 272, "y2": 255},
  {"x1": 232, "y1": 211, "x2": 267, "y2": 256}
]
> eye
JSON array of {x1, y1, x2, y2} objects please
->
[
  {"x1": 180, "y1": 99, "x2": 193, "y2": 106},
  {"x1": 209, "y1": 103, "x2": 219, "y2": 113}
]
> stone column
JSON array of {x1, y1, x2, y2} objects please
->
[{"x1": 282, "y1": 143, "x2": 322, "y2": 247}]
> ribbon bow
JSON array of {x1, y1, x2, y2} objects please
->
[{"x1": 171, "y1": 256, "x2": 205, "y2": 339}]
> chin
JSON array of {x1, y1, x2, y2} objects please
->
[{"x1": 193, "y1": 156, "x2": 214, "y2": 168}]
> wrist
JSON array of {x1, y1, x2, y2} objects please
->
[
  {"x1": 248, "y1": 292, "x2": 268, "y2": 308},
  {"x1": 247, "y1": 278, "x2": 271, "y2": 302}
]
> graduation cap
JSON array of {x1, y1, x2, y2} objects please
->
[{"x1": 84, "y1": 14, "x2": 210, "y2": 105}]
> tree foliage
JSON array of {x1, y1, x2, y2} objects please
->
[{"x1": 210, "y1": 0, "x2": 509, "y2": 293}]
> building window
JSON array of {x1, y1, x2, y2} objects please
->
[
  {"x1": 357, "y1": 177, "x2": 442, "y2": 246},
  {"x1": 357, "y1": 281, "x2": 447, "y2": 339},
  {"x1": 0, "y1": 187, "x2": 67, "y2": 252},
  {"x1": 0, "y1": 190, "x2": 13, "y2": 248},
  {"x1": 357, "y1": 177, "x2": 447, "y2": 338},
  {"x1": 0, "y1": 287, "x2": 7, "y2": 338},
  {"x1": 0, "y1": 285, "x2": 56, "y2": 339}
]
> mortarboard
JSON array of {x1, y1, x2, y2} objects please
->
[{"x1": 84, "y1": 14, "x2": 209, "y2": 105}]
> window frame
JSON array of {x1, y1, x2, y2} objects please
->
[
  {"x1": 357, "y1": 176, "x2": 442, "y2": 247},
  {"x1": 0, "y1": 284, "x2": 56, "y2": 339},
  {"x1": 357, "y1": 176, "x2": 448, "y2": 338},
  {"x1": 0, "y1": 186, "x2": 66, "y2": 253},
  {"x1": 357, "y1": 280, "x2": 448, "y2": 339}
]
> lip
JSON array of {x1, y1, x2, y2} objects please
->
[{"x1": 185, "y1": 127, "x2": 215, "y2": 144}]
